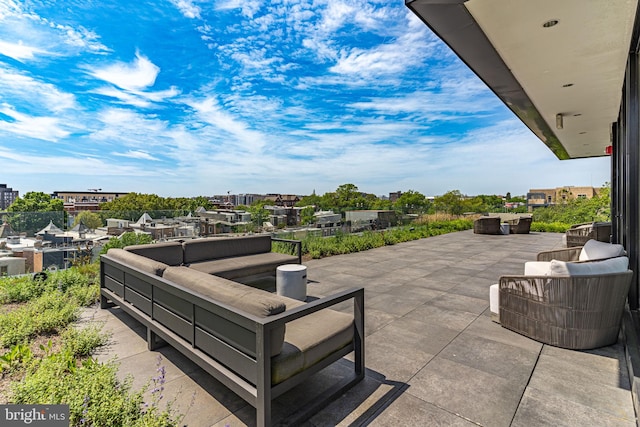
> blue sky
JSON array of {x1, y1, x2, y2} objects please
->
[{"x1": 0, "y1": 0, "x2": 610, "y2": 198}]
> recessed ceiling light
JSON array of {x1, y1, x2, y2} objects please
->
[
  {"x1": 543, "y1": 20, "x2": 559, "y2": 28},
  {"x1": 562, "y1": 83, "x2": 574, "y2": 88}
]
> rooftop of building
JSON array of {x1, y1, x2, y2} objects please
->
[{"x1": 83, "y1": 230, "x2": 635, "y2": 426}]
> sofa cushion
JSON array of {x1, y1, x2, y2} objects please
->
[
  {"x1": 549, "y1": 256, "x2": 629, "y2": 276},
  {"x1": 106, "y1": 248, "x2": 169, "y2": 276},
  {"x1": 163, "y1": 266, "x2": 285, "y2": 317},
  {"x1": 188, "y1": 252, "x2": 299, "y2": 278},
  {"x1": 182, "y1": 235, "x2": 273, "y2": 264},
  {"x1": 578, "y1": 239, "x2": 625, "y2": 261},
  {"x1": 124, "y1": 241, "x2": 184, "y2": 266},
  {"x1": 270, "y1": 295, "x2": 354, "y2": 385}
]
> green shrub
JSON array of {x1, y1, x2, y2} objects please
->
[
  {"x1": 11, "y1": 352, "x2": 183, "y2": 427},
  {"x1": 61, "y1": 325, "x2": 109, "y2": 357},
  {"x1": 0, "y1": 263, "x2": 100, "y2": 305},
  {"x1": 530, "y1": 222, "x2": 571, "y2": 233},
  {"x1": 100, "y1": 232, "x2": 154, "y2": 255},
  {"x1": 298, "y1": 220, "x2": 474, "y2": 259},
  {"x1": 0, "y1": 291, "x2": 80, "y2": 346}
]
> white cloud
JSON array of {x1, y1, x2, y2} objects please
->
[
  {"x1": 0, "y1": 5, "x2": 108, "y2": 59},
  {"x1": 113, "y1": 150, "x2": 160, "y2": 161},
  {"x1": 0, "y1": 66, "x2": 76, "y2": 112},
  {"x1": 185, "y1": 96, "x2": 266, "y2": 152},
  {"x1": 93, "y1": 85, "x2": 180, "y2": 108},
  {"x1": 0, "y1": 145, "x2": 160, "y2": 178},
  {"x1": 170, "y1": 0, "x2": 201, "y2": 19},
  {"x1": 0, "y1": 40, "x2": 46, "y2": 61},
  {"x1": 216, "y1": 0, "x2": 262, "y2": 19},
  {"x1": 88, "y1": 53, "x2": 180, "y2": 107},
  {"x1": 91, "y1": 108, "x2": 171, "y2": 148},
  {"x1": 89, "y1": 53, "x2": 160, "y2": 91},
  {"x1": 0, "y1": 104, "x2": 70, "y2": 141}
]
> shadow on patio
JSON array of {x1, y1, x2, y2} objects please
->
[{"x1": 82, "y1": 230, "x2": 635, "y2": 426}]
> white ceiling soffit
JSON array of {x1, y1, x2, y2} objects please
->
[
  {"x1": 406, "y1": 0, "x2": 638, "y2": 159},
  {"x1": 465, "y1": 0, "x2": 637, "y2": 159}
]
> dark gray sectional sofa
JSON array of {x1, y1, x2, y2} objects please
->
[{"x1": 99, "y1": 234, "x2": 365, "y2": 427}]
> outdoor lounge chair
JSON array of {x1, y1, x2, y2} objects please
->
[
  {"x1": 507, "y1": 216, "x2": 532, "y2": 234},
  {"x1": 565, "y1": 221, "x2": 611, "y2": 247},
  {"x1": 537, "y1": 239, "x2": 625, "y2": 262},
  {"x1": 473, "y1": 216, "x2": 501, "y2": 234},
  {"x1": 489, "y1": 240, "x2": 631, "y2": 349}
]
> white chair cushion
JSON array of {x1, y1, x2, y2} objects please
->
[
  {"x1": 489, "y1": 284, "x2": 499, "y2": 314},
  {"x1": 524, "y1": 261, "x2": 551, "y2": 275},
  {"x1": 549, "y1": 256, "x2": 629, "y2": 276},
  {"x1": 578, "y1": 239, "x2": 625, "y2": 261}
]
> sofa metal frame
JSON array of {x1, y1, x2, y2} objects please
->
[{"x1": 100, "y1": 255, "x2": 365, "y2": 427}]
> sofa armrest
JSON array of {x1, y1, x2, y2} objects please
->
[
  {"x1": 265, "y1": 287, "x2": 363, "y2": 326},
  {"x1": 537, "y1": 246, "x2": 582, "y2": 262},
  {"x1": 257, "y1": 287, "x2": 364, "y2": 374},
  {"x1": 271, "y1": 237, "x2": 302, "y2": 264}
]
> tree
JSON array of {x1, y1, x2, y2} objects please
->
[
  {"x1": 393, "y1": 190, "x2": 427, "y2": 214},
  {"x1": 248, "y1": 200, "x2": 269, "y2": 230},
  {"x1": 7, "y1": 192, "x2": 63, "y2": 212},
  {"x1": 300, "y1": 206, "x2": 316, "y2": 225},
  {"x1": 434, "y1": 190, "x2": 465, "y2": 216},
  {"x1": 6, "y1": 192, "x2": 65, "y2": 236},
  {"x1": 296, "y1": 192, "x2": 322, "y2": 209},
  {"x1": 72, "y1": 211, "x2": 103, "y2": 230},
  {"x1": 98, "y1": 193, "x2": 215, "y2": 223}
]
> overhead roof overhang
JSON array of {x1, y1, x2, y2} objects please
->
[{"x1": 406, "y1": 0, "x2": 638, "y2": 159}]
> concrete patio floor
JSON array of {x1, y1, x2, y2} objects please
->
[{"x1": 81, "y1": 230, "x2": 636, "y2": 426}]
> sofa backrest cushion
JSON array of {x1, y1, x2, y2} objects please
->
[
  {"x1": 182, "y1": 235, "x2": 272, "y2": 264},
  {"x1": 578, "y1": 239, "x2": 625, "y2": 261},
  {"x1": 163, "y1": 266, "x2": 285, "y2": 317},
  {"x1": 106, "y1": 248, "x2": 169, "y2": 276},
  {"x1": 549, "y1": 256, "x2": 629, "y2": 276},
  {"x1": 124, "y1": 242, "x2": 184, "y2": 266}
]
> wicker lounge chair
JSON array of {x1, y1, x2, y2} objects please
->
[
  {"x1": 473, "y1": 216, "x2": 501, "y2": 234},
  {"x1": 496, "y1": 266, "x2": 632, "y2": 349},
  {"x1": 507, "y1": 216, "x2": 532, "y2": 234},
  {"x1": 565, "y1": 221, "x2": 611, "y2": 247},
  {"x1": 489, "y1": 242, "x2": 631, "y2": 349},
  {"x1": 537, "y1": 239, "x2": 625, "y2": 262}
]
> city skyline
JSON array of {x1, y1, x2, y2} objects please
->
[{"x1": 0, "y1": 1, "x2": 610, "y2": 197}]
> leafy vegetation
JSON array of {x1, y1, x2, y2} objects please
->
[
  {"x1": 72, "y1": 211, "x2": 103, "y2": 230},
  {"x1": 99, "y1": 232, "x2": 154, "y2": 254},
  {"x1": 0, "y1": 261, "x2": 184, "y2": 426},
  {"x1": 531, "y1": 186, "x2": 610, "y2": 225},
  {"x1": 5, "y1": 191, "x2": 65, "y2": 236},
  {"x1": 97, "y1": 192, "x2": 214, "y2": 222},
  {"x1": 275, "y1": 220, "x2": 474, "y2": 259}
]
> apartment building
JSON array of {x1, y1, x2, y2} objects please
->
[
  {"x1": 526, "y1": 186, "x2": 601, "y2": 211},
  {"x1": 0, "y1": 184, "x2": 18, "y2": 210}
]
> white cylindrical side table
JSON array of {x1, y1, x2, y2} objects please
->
[
  {"x1": 276, "y1": 264, "x2": 307, "y2": 301},
  {"x1": 500, "y1": 223, "x2": 510, "y2": 235}
]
